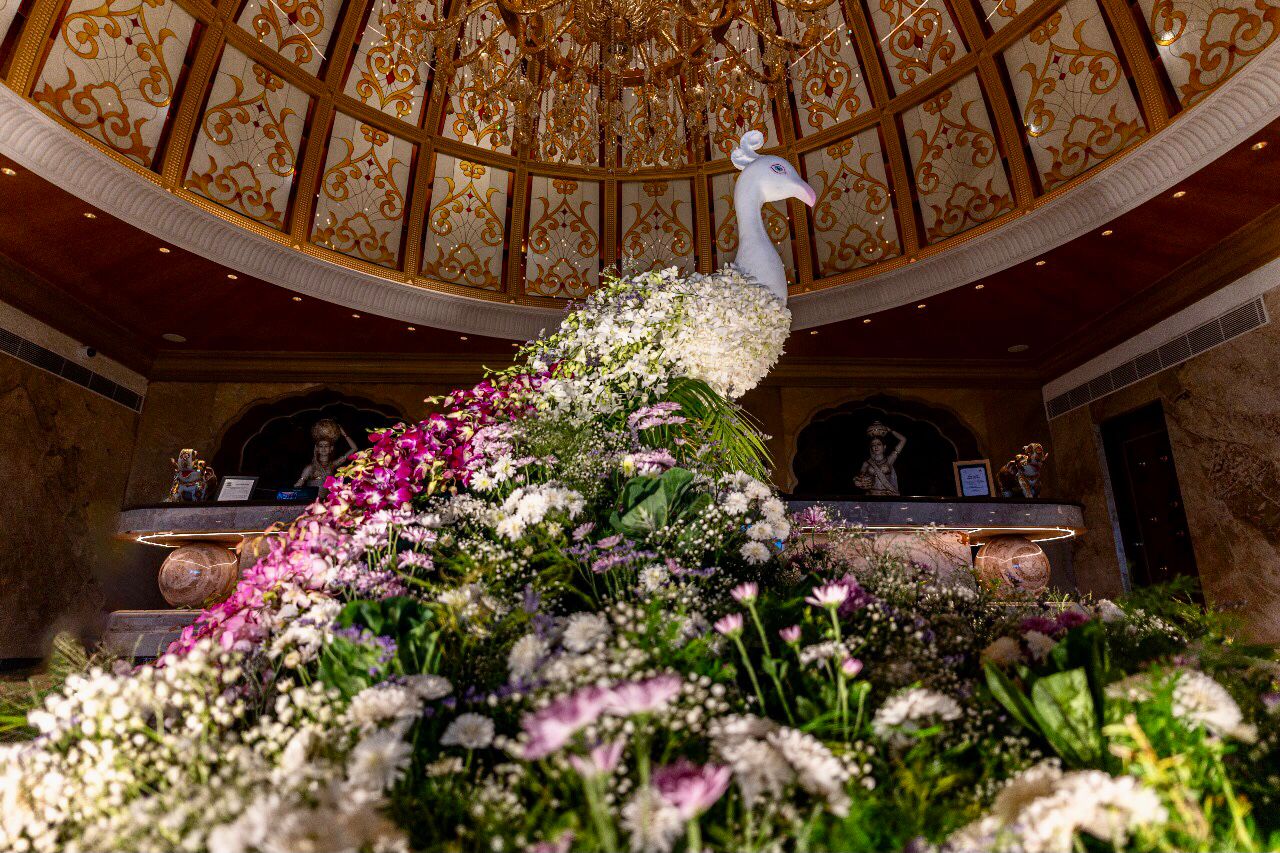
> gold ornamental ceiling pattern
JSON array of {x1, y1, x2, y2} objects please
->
[{"x1": 1, "y1": 0, "x2": 1277, "y2": 305}]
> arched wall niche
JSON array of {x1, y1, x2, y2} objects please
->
[
  {"x1": 788, "y1": 394, "x2": 983, "y2": 499},
  {"x1": 212, "y1": 389, "x2": 406, "y2": 493}
]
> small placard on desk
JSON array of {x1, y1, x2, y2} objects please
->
[
  {"x1": 953, "y1": 460, "x2": 994, "y2": 498},
  {"x1": 216, "y1": 475, "x2": 258, "y2": 502}
]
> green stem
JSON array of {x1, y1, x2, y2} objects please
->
[
  {"x1": 1215, "y1": 754, "x2": 1258, "y2": 852},
  {"x1": 686, "y1": 817, "x2": 702, "y2": 853},
  {"x1": 732, "y1": 636, "x2": 768, "y2": 712}
]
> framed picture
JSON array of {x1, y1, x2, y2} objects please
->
[
  {"x1": 216, "y1": 475, "x2": 258, "y2": 502},
  {"x1": 953, "y1": 460, "x2": 994, "y2": 498}
]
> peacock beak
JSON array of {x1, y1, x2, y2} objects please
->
[{"x1": 798, "y1": 182, "x2": 817, "y2": 208}]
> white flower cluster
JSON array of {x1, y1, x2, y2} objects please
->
[
  {"x1": 493, "y1": 483, "x2": 586, "y2": 540},
  {"x1": 709, "y1": 714, "x2": 866, "y2": 816},
  {"x1": 871, "y1": 687, "x2": 963, "y2": 745},
  {"x1": 1172, "y1": 669, "x2": 1256, "y2": 742},
  {"x1": 527, "y1": 266, "x2": 789, "y2": 412},
  {"x1": 950, "y1": 761, "x2": 1167, "y2": 852},
  {"x1": 1, "y1": 641, "x2": 429, "y2": 853},
  {"x1": 720, "y1": 473, "x2": 790, "y2": 564}
]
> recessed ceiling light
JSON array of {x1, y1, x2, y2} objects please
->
[
  {"x1": 511, "y1": 342, "x2": 519, "y2": 347},
  {"x1": 1101, "y1": 229, "x2": 1114, "y2": 236},
  {"x1": 226, "y1": 273, "x2": 238, "y2": 280},
  {"x1": 158, "y1": 246, "x2": 171, "y2": 253},
  {"x1": 83, "y1": 212, "x2": 96, "y2": 219},
  {"x1": 1034, "y1": 259, "x2": 1046, "y2": 267},
  {"x1": 459, "y1": 335, "x2": 469, "y2": 341},
  {"x1": 351, "y1": 313, "x2": 361, "y2": 319},
  {"x1": 406, "y1": 326, "x2": 416, "y2": 332},
  {"x1": 1253, "y1": 140, "x2": 1268, "y2": 151},
  {"x1": 916, "y1": 303, "x2": 926, "y2": 309},
  {"x1": 1008, "y1": 344, "x2": 1030, "y2": 353},
  {"x1": 162, "y1": 333, "x2": 187, "y2": 343},
  {"x1": 862, "y1": 318, "x2": 872, "y2": 324},
  {"x1": 809, "y1": 329, "x2": 819, "y2": 335},
  {"x1": 0, "y1": 167, "x2": 15, "y2": 176},
  {"x1": 292, "y1": 296, "x2": 302, "y2": 302},
  {"x1": 1172, "y1": 190, "x2": 1187, "y2": 199},
  {"x1": 974, "y1": 284, "x2": 985, "y2": 290}
]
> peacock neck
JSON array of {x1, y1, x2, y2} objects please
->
[
  {"x1": 734, "y1": 182, "x2": 770, "y2": 248},
  {"x1": 733, "y1": 181, "x2": 787, "y2": 302}
]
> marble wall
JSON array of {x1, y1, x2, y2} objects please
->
[
  {"x1": 0, "y1": 355, "x2": 138, "y2": 657},
  {"x1": 1050, "y1": 287, "x2": 1280, "y2": 643}
]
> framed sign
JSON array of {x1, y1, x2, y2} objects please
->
[
  {"x1": 216, "y1": 475, "x2": 258, "y2": 502},
  {"x1": 953, "y1": 460, "x2": 994, "y2": 498}
]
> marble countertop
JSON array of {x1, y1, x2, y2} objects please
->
[
  {"x1": 117, "y1": 502, "x2": 309, "y2": 546},
  {"x1": 118, "y1": 497, "x2": 1084, "y2": 547},
  {"x1": 786, "y1": 498, "x2": 1085, "y2": 542}
]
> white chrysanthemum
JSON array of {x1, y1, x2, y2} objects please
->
[
  {"x1": 347, "y1": 728, "x2": 413, "y2": 792},
  {"x1": 562, "y1": 612, "x2": 611, "y2": 652},
  {"x1": 949, "y1": 762, "x2": 1166, "y2": 853},
  {"x1": 767, "y1": 726, "x2": 851, "y2": 816},
  {"x1": 508, "y1": 633, "x2": 549, "y2": 682},
  {"x1": 872, "y1": 688, "x2": 962, "y2": 744},
  {"x1": 441, "y1": 713, "x2": 495, "y2": 750},
  {"x1": 348, "y1": 684, "x2": 421, "y2": 730},
  {"x1": 1173, "y1": 670, "x2": 1255, "y2": 741},
  {"x1": 709, "y1": 715, "x2": 792, "y2": 806},
  {"x1": 1023, "y1": 630, "x2": 1057, "y2": 661},
  {"x1": 621, "y1": 787, "x2": 685, "y2": 853},
  {"x1": 980, "y1": 636, "x2": 1022, "y2": 667},
  {"x1": 740, "y1": 541, "x2": 770, "y2": 565},
  {"x1": 989, "y1": 760, "x2": 1063, "y2": 824},
  {"x1": 405, "y1": 674, "x2": 453, "y2": 701}
]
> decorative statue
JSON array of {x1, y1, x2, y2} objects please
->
[
  {"x1": 166, "y1": 448, "x2": 217, "y2": 502},
  {"x1": 295, "y1": 418, "x2": 358, "y2": 489},
  {"x1": 853, "y1": 420, "x2": 907, "y2": 496},
  {"x1": 730, "y1": 130, "x2": 817, "y2": 302},
  {"x1": 997, "y1": 442, "x2": 1049, "y2": 498}
]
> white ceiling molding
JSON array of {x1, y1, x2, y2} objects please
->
[{"x1": 3, "y1": 37, "x2": 1280, "y2": 337}]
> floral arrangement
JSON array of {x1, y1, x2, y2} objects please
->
[{"x1": 3, "y1": 265, "x2": 1279, "y2": 853}]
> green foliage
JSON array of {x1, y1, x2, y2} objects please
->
[
  {"x1": 609, "y1": 467, "x2": 711, "y2": 537},
  {"x1": 1, "y1": 633, "x2": 98, "y2": 741},
  {"x1": 985, "y1": 622, "x2": 1109, "y2": 767},
  {"x1": 663, "y1": 377, "x2": 770, "y2": 481},
  {"x1": 338, "y1": 597, "x2": 442, "y2": 676}
]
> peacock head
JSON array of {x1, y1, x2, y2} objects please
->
[{"x1": 731, "y1": 131, "x2": 817, "y2": 208}]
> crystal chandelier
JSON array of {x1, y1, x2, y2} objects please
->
[{"x1": 384, "y1": 0, "x2": 830, "y2": 167}]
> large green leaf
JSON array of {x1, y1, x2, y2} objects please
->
[
  {"x1": 1029, "y1": 668, "x2": 1102, "y2": 766},
  {"x1": 610, "y1": 467, "x2": 697, "y2": 536},
  {"x1": 984, "y1": 662, "x2": 1038, "y2": 732}
]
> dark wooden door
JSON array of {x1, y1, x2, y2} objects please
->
[{"x1": 1101, "y1": 401, "x2": 1200, "y2": 589}]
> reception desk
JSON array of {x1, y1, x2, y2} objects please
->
[
  {"x1": 786, "y1": 497, "x2": 1085, "y2": 544},
  {"x1": 118, "y1": 497, "x2": 1084, "y2": 547}
]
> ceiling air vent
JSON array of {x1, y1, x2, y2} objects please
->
[
  {"x1": 0, "y1": 324, "x2": 144, "y2": 412},
  {"x1": 1045, "y1": 298, "x2": 1268, "y2": 420}
]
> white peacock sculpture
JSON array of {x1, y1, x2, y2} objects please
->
[{"x1": 729, "y1": 130, "x2": 817, "y2": 302}]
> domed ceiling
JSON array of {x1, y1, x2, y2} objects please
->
[{"x1": 0, "y1": 0, "x2": 1277, "y2": 322}]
